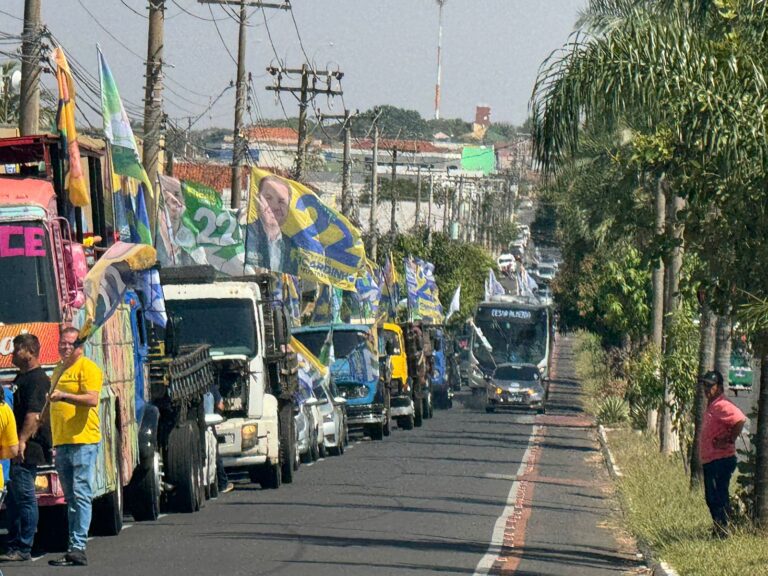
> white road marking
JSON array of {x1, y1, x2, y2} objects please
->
[
  {"x1": 474, "y1": 424, "x2": 541, "y2": 576},
  {"x1": 483, "y1": 473, "x2": 517, "y2": 481}
]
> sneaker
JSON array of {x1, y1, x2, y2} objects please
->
[
  {"x1": 49, "y1": 549, "x2": 87, "y2": 567},
  {"x1": 0, "y1": 550, "x2": 30, "y2": 562},
  {"x1": 220, "y1": 482, "x2": 235, "y2": 494}
]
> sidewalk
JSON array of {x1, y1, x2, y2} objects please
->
[{"x1": 488, "y1": 334, "x2": 647, "y2": 576}]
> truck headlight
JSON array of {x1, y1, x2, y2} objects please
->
[
  {"x1": 495, "y1": 387, "x2": 503, "y2": 395},
  {"x1": 34, "y1": 475, "x2": 50, "y2": 493},
  {"x1": 241, "y1": 424, "x2": 258, "y2": 451}
]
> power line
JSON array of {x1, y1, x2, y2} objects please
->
[
  {"x1": 76, "y1": 0, "x2": 145, "y2": 61},
  {"x1": 209, "y1": 4, "x2": 237, "y2": 65},
  {"x1": 118, "y1": 0, "x2": 148, "y2": 19}
]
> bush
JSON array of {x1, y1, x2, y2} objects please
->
[{"x1": 596, "y1": 396, "x2": 630, "y2": 426}]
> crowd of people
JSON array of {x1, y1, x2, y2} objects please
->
[{"x1": 0, "y1": 329, "x2": 103, "y2": 567}]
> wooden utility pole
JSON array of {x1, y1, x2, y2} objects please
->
[
  {"x1": 369, "y1": 112, "x2": 380, "y2": 261},
  {"x1": 267, "y1": 64, "x2": 343, "y2": 182},
  {"x1": 201, "y1": 1, "x2": 289, "y2": 208},
  {"x1": 19, "y1": 0, "x2": 41, "y2": 135},
  {"x1": 389, "y1": 147, "x2": 398, "y2": 238},
  {"x1": 143, "y1": 0, "x2": 164, "y2": 210}
]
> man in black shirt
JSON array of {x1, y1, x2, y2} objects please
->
[{"x1": 0, "y1": 334, "x2": 51, "y2": 562}]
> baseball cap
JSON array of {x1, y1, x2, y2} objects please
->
[{"x1": 699, "y1": 370, "x2": 723, "y2": 386}]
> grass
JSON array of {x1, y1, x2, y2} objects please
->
[
  {"x1": 570, "y1": 330, "x2": 768, "y2": 575},
  {"x1": 608, "y1": 428, "x2": 768, "y2": 576}
]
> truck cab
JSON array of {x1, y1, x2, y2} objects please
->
[
  {"x1": 381, "y1": 323, "x2": 414, "y2": 430},
  {"x1": 293, "y1": 324, "x2": 389, "y2": 441},
  {"x1": 160, "y1": 267, "x2": 296, "y2": 489}
]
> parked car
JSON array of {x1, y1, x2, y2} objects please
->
[
  {"x1": 295, "y1": 390, "x2": 323, "y2": 463},
  {"x1": 497, "y1": 253, "x2": 516, "y2": 274},
  {"x1": 314, "y1": 378, "x2": 348, "y2": 456},
  {"x1": 485, "y1": 364, "x2": 547, "y2": 414},
  {"x1": 532, "y1": 265, "x2": 557, "y2": 283}
]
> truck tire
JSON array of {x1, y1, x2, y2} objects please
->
[
  {"x1": 400, "y1": 415, "x2": 415, "y2": 430},
  {"x1": 261, "y1": 463, "x2": 282, "y2": 489},
  {"x1": 423, "y1": 393, "x2": 433, "y2": 419},
  {"x1": 166, "y1": 422, "x2": 199, "y2": 513},
  {"x1": 129, "y1": 450, "x2": 161, "y2": 522},
  {"x1": 383, "y1": 390, "x2": 391, "y2": 437},
  {"x1": 414, "y1": 395, "x2": 423, "y2": 427},
  {"x1": 92, "y1": 433, "x2": 124, "y2": 537},
  {"x1": 310, "y1": 429, "x2": 320, "y2": 462},
  {"x1": 279, "y1": 401, "x2": 296, "y2": 484},
  {"x1": 369, "y1": 423, "x2": 384, "y2": 441},
  {"x1": 34, "y1": 505, "x2": 68, "y2": 552}
]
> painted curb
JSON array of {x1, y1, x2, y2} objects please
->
[{"x1": 597, "y1": 425, "x2": 681, "y2": 576}]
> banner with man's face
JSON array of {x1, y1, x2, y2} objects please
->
[{"x1": 246, "y1": 168, "x2": 366, "y2": 291}]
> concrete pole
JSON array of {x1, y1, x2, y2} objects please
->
[
  {"x1": 19, "y1": 0, "x2": 41, "y2": 135},
  {"x1": 369, "y1": 119, "x2": 379, "y2": 261}
]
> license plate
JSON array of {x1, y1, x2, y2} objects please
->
[
  {"x1": 506, "y1": 394, "x2": 523, "y2": 403},
  {"x1": 218, "y1": 433, "x2": 235, "y2": 445}
]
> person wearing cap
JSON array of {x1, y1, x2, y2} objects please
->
[{"x1": 699, "y1": 369, "x2": 746, "y2": 537}]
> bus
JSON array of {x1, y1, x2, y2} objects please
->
[{"x1": 468, "y1": 296, "x2": 554, "y2": 392}]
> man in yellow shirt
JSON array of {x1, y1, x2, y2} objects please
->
[
  {"x1": 0, "y1": 397, "x2": 19, "y2": 492},
  {"x1": 47, "y1": 327, "x2": 102, "y2": 568}
]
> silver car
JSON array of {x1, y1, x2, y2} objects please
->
[{"x1": 485, "y1": 364, "x2": 547, "y2": 414}]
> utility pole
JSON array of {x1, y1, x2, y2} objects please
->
[
  {"x1": 427, "y1": 171, "x2": 434, "y2": 247},
  {"x1": 415, "y1": 164, "x2": 422, "y2": 229},
  {"x1": 267, "y1": 64, "x2": 344, "y2": 182},
  {"x1": 201, "y1": 1, "x2": 290, "y2": 208},
  {"x1": 389, "y1": 146, "x2": 398, "y2": 238},
  {"x1": 369, "y1": 111, "x2": 380, "y2": 261},
  {"x1": 19, "y1": 0, "x2": 41, "y2": 135},
  {"x1": 317, "y1": 109, "x2": 357, "y2": 222},
  {"x1": 143, "y1": 0, "x2": 164, "y2": 210}
]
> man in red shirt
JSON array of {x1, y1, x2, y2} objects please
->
[{"x1": 699, "y1": 370, "x2": 746, "y2": 537}]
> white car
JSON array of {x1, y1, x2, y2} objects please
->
[
  {"x1": 532, "y1": 265, "x2": 557, "y2": 283},
  {"x1": 295, "y1": 391, "x2": 325, "y2": 463},
  {"x1": 496, "y1": 253, "x2": 516, "y2": 273},
  {"x1": 314, "y1": 378, "x2": 348, "y2": 456}
]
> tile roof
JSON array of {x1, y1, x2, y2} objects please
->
[
  {"x1": 172, "y1": 162, "x2": 291, "y2": 193},
  {"x1": 352, "y1": 139, "x2": 446, "y2": 154},
  {"x1": 244, "y1": 126, "x2": 299, "y2": 143}
]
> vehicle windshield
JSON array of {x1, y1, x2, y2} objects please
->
[
  {"x1": 166, "y1": 298, "x2": 257, "y2": 357},
  {"x1": 494, "y1": 365, "x2": 539, "y2": 381},
  {"x1": 294, "y1": 329, "x2": 370, "y2": 359},
  {"x1": 473, "y1": 306, "x2": 548, "y2": 367},
  {"x1": 381, "y1": 329, "x2": 402, "y2": 354},
  {"x1": 0, "y1": 222, "x2": 60, "y2": 323},
  {"x1": 538, "y1": 266, "x2": 555, "y2": 276}
]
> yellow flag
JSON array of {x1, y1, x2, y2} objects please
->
[{"x1": 53, "y1": 46, "x2": 89, "y2": 207}]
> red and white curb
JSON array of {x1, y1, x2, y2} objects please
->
[{"x1": 473, "y1": 424, "x2": 544, "y2": 576}]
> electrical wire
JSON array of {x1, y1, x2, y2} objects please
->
[
  {"x1": 118, "y1": 0, "x2": 148, "y2": 19},
  {"x1": 209, "y1": 5, "x2": 237, "y2": 66},
  {"x1": 0, "y1": 9, "x2": 22, "y2": 21},
  {"x1": 77, "y1": 0, "x2": 145, "y2": 61},
  {"x1": 171, "y1": 0, "x2": 229, "y2": 22}
]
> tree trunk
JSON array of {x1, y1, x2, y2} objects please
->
[
  {"x1": 754, "y1": 337, "x2": 768, "y2": 525},
  {"x1": 660, "y1": 191, "x2": 685, "y2": 455},
  {"x1": 715, "y1": 315, "x2": 732, "y2": 388},
  {"x1": 690, "y1": 304, "x2": 716, "y2": 488},
  {"x1": 648, "y1": 177, "x2": 666, "y2": 430}
]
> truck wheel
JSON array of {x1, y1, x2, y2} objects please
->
[
  {"x1": 383, "y1": 390, "x2": 391, "y2": 437},
  {"x1": 369, "y1": 423, "x2": 384, "y2": 441},
  {"x1": 261, "y1": 463, "x2": 282, "y2": 489},
  {"x1": 399, "y1": 415, "x2": 415, "y2": 430},
  {"x1": 279, "y1": 401, "x2": 296, "y2": 484},
  {"x1": 310, "y1": 430, "x2": 320, "y2": 462},
  {"x1": 34, "y1": 505, "x2": 68, "y2": 552},
  {"x1": 414, "y1": 397, "x2": 423, "y2": 427},
  {"x1": 129, "y1": 450, "x2": 161, "y2": 522},
  {"x1": 166, "y1": 422, "x2": 198, "y2": 513},
  {"x1": 319, "y1": 441, "x2": 327, "y2": 458},
  {"x1": 92, "y1": 436, "x2": 124, "y2": 536},
  {"x1": 485, "y1": 405, "x2": 496, "y2": 413}
]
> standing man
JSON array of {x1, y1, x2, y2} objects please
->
[
  {"x1": 699, "y1": 370, "x2": 746, "y2": 538},
  {"x1": 0, "y1": 334, "x2": 51, "y2": 563},
  {"x1": 47, "y1": 327, "x2": 103, "y2": 567}
]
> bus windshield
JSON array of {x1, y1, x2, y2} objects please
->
[
  {"x1": 0, "y1": 222, "x2": 60, "y2": 323},
  {"x1": 473, "y1": 306, "x2": 548, "y2": 367}
]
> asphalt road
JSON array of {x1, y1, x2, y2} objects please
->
[{"x1": 5, "y1": 336, "x2": 640, "y2": 576}]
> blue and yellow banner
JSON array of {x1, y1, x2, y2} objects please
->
[
  {"x1": 245, "y1": 168, "x2": 365, "y2": 290},
  {"x1": 354, "y1": 260, "x2": 381, "y2": 321},
  {"x1": 79, "y1": 242, "x2": 157, "y2": 342},
  {"x1": 404, "y1": 256, "x2": 444, "y2": 323}
]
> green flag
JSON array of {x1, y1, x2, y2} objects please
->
[{"x1": 98, "y1": 48, "x2": 153, "y2": 196}]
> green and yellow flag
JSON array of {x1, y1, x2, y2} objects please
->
[{"x1": 98, "y1": 48, "x2": 153, "y2": 197}]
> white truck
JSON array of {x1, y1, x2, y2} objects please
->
[{"x1": 160, "y1": 267, "x2": 298, "y2": 488}]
